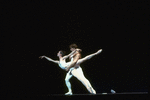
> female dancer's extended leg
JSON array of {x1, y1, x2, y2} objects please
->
[
  {"x1": 76, "y1": 49, "x2": 102, "y2": 65},
  {"x1": 65, "y1": 72, "x2": 73, "y2": 95},
  {"x1": 71, "y1": 67, "x2": 96, "y2": 94}
]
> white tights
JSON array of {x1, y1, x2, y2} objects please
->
[{"x1": 65, "y1": 67, "x2": 96, "y2": 94}]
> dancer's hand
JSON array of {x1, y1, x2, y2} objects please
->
[
  {"x1": 76, "y1": 48, "x2": 82, "y2": 52},
  {"x1": 39, "y1": 56, "x2": 45, "y2": 59},
  {"x1": 65, "y1": 66, "x2": 70, "y2": 71}
]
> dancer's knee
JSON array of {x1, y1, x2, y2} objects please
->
[
  {"x1": 84, "y1": 78, "x2": 90, "y2": 83},
  {"x1": 84, "y1": 79, "x2": 92, "y2": 87},
  {"x1": 80, "y1": 78, "x2": 89, "y2": 86},
  {"x1": 65, "y1": 78, "x2": 70, "y2": 82}
]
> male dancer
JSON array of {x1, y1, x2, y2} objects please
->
[{"x1": 64, "y1": 44, "x2": 98, "y2": 95}]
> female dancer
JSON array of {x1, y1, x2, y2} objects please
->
[{"x1": 39, "y1": 49, "x2": 102, "y2": 95}]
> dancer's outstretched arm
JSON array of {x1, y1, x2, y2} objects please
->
[
  {"x1": 39, "y1": 56, "x2": 59, "y2": 64},
  {"x1": 63, "y1": 49, "x2": 81, "y2": 60}
]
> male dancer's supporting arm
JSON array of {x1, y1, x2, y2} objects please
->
[
  {"x1": 65, "y1": 52, "x2": 81, "y2": 71},
  {"x1": 39, "y1": 56, "x2": 59, "y2": 64},
  {"x1": 62, "y1": 49, "x2": 77, "y2": 60}
]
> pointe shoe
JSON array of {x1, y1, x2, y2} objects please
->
[{"x1": 65, "y1": 91, "x2": 72, "y2": 95}]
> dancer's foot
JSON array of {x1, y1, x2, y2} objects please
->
[
  {"x1": 65, "y1": 91, "x2": 72, "y2": 95},
  {"x1": 90, "y1": 87, "x2": 96, "y2": 94},
  {"x1": 92, "y1": 89, "x2": 96, "y2": 94},
  {"x1": 95, "y1": 49, "x2": 102, "y2": 55}
]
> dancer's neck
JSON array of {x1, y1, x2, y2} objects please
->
[{"x1": 59, "y1": 56, "x2": 63, "y2": 60}]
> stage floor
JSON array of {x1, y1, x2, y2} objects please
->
[{"x1": 49, "y1": 92, "x2": 148, "y2": 96}]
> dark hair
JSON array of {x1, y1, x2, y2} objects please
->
[
  {"x1": 69, "y1": 44, "x2": 78, "y2": 49},
  {"x1": 59, "y1": 50, "x2": 66, "y2": 57}
]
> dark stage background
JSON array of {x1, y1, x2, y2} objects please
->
[{"x1": 2, "y1": 0, "x2": 148, "y2": 97}]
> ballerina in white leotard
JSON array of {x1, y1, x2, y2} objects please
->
[{"x1": 39, "y1": 49, "x2": 102, "y2": 95}]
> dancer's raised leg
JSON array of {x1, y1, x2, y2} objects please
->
[
  {"x1": 76, "y1": 49, "x2": 102, "y2": 65},
  {"x1": 65, "y1": 72, "x2": 73, "y2": 95},
  {"x1": 71, "y1": 67, "x2": 96, "y2": 94}
]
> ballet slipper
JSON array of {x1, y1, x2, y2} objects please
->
[{"x1": 65, "y1": 91, "x2": 72, "y2": 95}]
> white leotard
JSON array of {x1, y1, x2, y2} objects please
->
[
  {"x1": 58, "y1": 57, "x2": 74, "y2": 70},
  {"x1": 58, "y1": 55, "x2": 81, "y2": 74}
]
